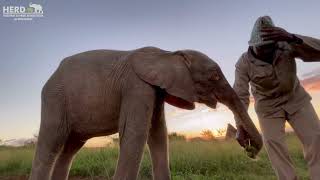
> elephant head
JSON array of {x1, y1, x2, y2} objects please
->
[{"x1": 131, "y1": 48, "x2": 263, "y2": 154}]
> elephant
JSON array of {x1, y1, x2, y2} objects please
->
[
  {"x1": 29, "y1": 3, "x2": 43, "y2": 14},
  {"x1": 29, "y1": 46, "x2": 262, "y2": 180}
]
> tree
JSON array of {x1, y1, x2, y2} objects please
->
[
  {"x1": 216, "y1": 128, "x2": 227, "y2": 137},
  {"x1": 201, "y1": 130, "x2": 215, "y2": 141},
  {"x1": 168, "y1": 132, "x2": 186, "y2": 141}
]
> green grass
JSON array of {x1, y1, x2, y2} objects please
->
[{"x1": 0, "y1": 134, "x2": 309, "y2": 179}]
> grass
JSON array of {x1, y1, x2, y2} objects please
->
[{"x1": 0, "y1": 134, "x2": 309, "y2": 179}]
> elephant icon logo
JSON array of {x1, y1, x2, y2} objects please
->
[{"x1": 29, "y1": 2, "x2": 43, "y2": 14}]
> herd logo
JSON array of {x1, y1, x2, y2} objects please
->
[{"x1": 2, "y1": 2, "x2": 44, "y2": 21}]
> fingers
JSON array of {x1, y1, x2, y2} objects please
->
[
  {"x1": 260, "y1": 28, "x2": 273, "y2": 32},
  {"x1": 260, "y1": 27, "x2": 285, "y2": 37},
  {"x1": 260, "y1": 31, "x2": 283, "y2": 37},
  {"x1": 260, "y1": 28, "x2": 279, "y2": 33},
  {"x1": 260, "y1": 26, "x2": 284, "y2": 32},
  {"x1": 261, "y1": 31, "x2": 282, "y2": 36},
  {"x1": 261, "y1": 34, "x2": 282, "y2": 41},
  {"x1": 261, "y1": 33, "x2": 281, "y2": 38},
  {"x1": 260, "y1": 27, "x2": 291, "y2": 42}
]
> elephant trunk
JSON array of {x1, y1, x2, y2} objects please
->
[{"x1": 216, "y1": 83, "x2": 263, "y2": 153}]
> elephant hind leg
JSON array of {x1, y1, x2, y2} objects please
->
[
  {"x1": 29, "y1": 122, "x2": 68, "y2": 180},
  {"x1": 51, "y1": 137, "x2": 85, "y2": 180},
  {"x1": 29, "y1": 94, "x2": 70, "y2": 180}
]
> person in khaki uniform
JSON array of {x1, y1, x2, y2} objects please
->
[{"x1": 234, "y1": 16, "x2": 320, "y2": 180}]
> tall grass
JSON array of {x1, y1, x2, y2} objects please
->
[{"x1": 0, "y1": 134, "x2": 309, "y2": 179}]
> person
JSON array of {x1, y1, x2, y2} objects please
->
[{"x1": 233, "y1": 16, "x2": 320, "y2": 180}]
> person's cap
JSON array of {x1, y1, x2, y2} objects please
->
[{"x1": 248, "y1": 16, "x2": 275, "y2": 46}]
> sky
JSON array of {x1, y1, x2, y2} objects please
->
[{"x1": 1, "y1": 0, "x2": 320, "y2": 142}]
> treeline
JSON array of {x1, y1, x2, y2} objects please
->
[{"x1": 169, "y1": 128, "x2": 227, "y2": 141}]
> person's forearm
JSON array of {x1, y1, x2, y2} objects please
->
[{"x1": 292, "y1": 34, "x2": 320, "y2": 62}]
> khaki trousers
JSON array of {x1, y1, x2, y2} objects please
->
[{"x1": 258, "y1": 102, "x2": 320, "y2": 180}]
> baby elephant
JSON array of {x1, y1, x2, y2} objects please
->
[{"x1": 29, "y1": 47, "x2": 262, "y2": 180}]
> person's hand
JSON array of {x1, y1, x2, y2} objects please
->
[{"x1": 260, "y1": 27, "x2": 295, "y2": 42}]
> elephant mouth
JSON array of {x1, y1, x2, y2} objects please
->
[
  {"x1": 208, "y1": 94, "x2": 218, "y2": 108},
  {"x1": 201, "y1": 94, "x2": 217, "y2": 109},
  {"x1": 165, "y1": 94, "x2": 195, "y2": 110},
  {"x1": 207, "y1": 103, "x2": 217, "y2": 109}
]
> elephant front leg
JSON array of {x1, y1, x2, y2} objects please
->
[
  {"x1": 113, "y1": 92, "x2": 155, "y2": 180},
  {"x1": 147, "y1": 101, "x2": 171, "y2": 180}
]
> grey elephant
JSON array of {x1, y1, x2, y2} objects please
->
[{"x1": 29, "y1": 47, "x2": 262, "y2": 180}]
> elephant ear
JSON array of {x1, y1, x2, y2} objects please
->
[{"x1": 131, "y1": 51, "x2": 196, "y2": 110}]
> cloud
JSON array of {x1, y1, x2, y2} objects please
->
[{"x1": 300, "y1": 67, "x2": 320, "y2": 92}]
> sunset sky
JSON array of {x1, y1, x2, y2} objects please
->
[{"x1": 1, "y1": 0, "x2": 320, "y2": 144}]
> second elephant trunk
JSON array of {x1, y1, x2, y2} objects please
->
[{"x1": 217, "y1": 84, "x2": 263, "y2": 152}]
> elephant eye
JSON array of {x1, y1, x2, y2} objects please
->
[{"x1": 210, "y1": 71, "x2": 220, "y2": 81}]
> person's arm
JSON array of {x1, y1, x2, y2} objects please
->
[
  {"x1": 261, "y1": 27, "x2": 320, "y2": 62},
  {"x1": 291, "y1": 34, "x2": 320, "y2": 62},
  {"x1": 233, "y1": 55, "x2": 250, "y2": 111}
]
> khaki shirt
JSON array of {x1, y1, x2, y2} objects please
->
[{"x1": 234, "y1": 35, "x2": 320, "y2": 118}]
